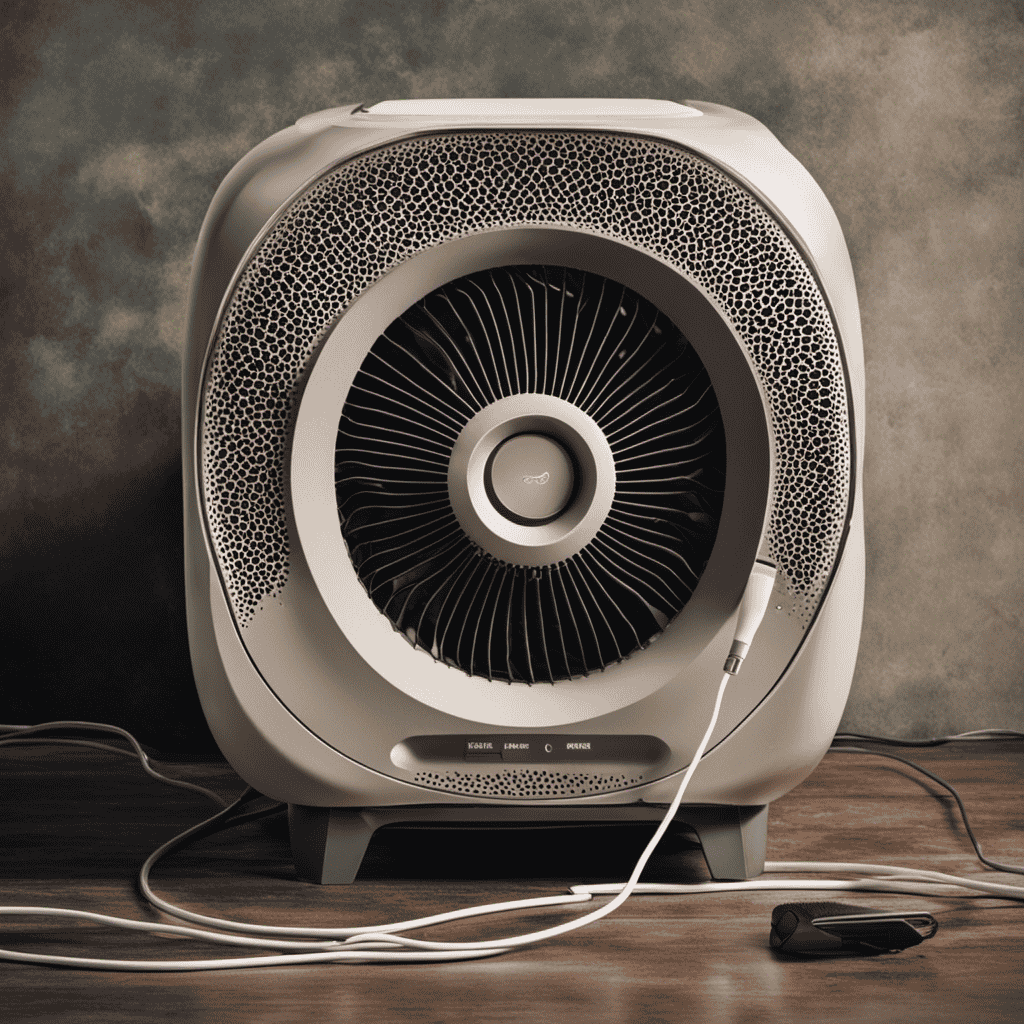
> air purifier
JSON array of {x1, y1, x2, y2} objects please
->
[{"x1": 183, "y1": 99, "x2": 864, "y2": 883}]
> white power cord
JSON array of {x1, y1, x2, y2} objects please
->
[
  {"x1": 0, "y1": 670, "x2": 733, "y2": 969},
  {"x1": 575, "y1": 864, "x2": 1024, "y2": 900},
  {"x1": 0, "y1": 721, "x2": 227, "y2": 808},
  {"x1": 2, "y1": 562, "x2": 1022, "y2": 970}
]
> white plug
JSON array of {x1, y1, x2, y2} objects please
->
[{"x1": 724, "y1": 559, "x2": 778, "y2": 674}]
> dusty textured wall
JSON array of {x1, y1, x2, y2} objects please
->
[{"x1": 1, "y1": 0, "x2": 1021, "y2": 753}]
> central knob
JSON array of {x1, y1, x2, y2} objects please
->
[{"x1": 485, "y1": 433, "x2": 577, "y2": 525}]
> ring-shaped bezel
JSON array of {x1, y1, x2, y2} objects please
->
[{"x1": 287, "y1": 227, "x2": 774, "y2": 726}]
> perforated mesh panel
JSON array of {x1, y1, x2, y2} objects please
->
[
  {"x1": 412, "y1": 768, "x2": 646, "y2": 798},
  {"x1": 201, "y1": 130, "x2": 851, "y2": 629}
]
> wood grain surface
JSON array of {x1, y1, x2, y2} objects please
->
[{"x1": 2, "y1": 741, "x2": 1022, "y2": 1023}]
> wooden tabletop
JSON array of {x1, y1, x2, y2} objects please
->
[{"x1": 2, "y1": 740, "x2": 1022, "y2": 1023}]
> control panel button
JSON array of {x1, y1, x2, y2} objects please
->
[
  {"x1": 465, "y1": 740, "x2": 501, "y2": 761},
  {"x1": 501, "y1": 740, "x2": 533, "y2": 762}
]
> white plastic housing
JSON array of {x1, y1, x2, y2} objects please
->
[{"x1": 182, "y1": 99, "x2": 865, "y2": 812}]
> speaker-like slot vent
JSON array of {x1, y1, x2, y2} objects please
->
[
  {"x1": 335, "y1": 266, "x2": 726, "y2": 683},
  {"x1": 412, "y1": 768, "x2": 646, "y2": 798}
]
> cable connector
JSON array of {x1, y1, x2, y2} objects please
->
[{"x1": 724, "y1": 559, "x2": 777, "y2": 674}]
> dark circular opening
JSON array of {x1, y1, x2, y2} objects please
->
[
  {"x1": 335, "y1": 264, "x2": 727, "y2": 683},
  {"x1": 484, "y1": 433, "x2": 579, "y2": 526}
]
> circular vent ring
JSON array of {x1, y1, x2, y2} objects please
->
[
  {"x1": 290, "y1": 228, "x2": 775, "y2": 720},
  {"x1": 336, "y1": 264, "x2": 726, "y2": 683}
]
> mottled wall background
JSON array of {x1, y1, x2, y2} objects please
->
[{"x1": 1, "y1": 0, "x2": 1021, "y2": 754}]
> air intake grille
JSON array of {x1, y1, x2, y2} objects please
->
[
  {"x1": 336, "y1": 266, "x2": 725, "y2": 682},
  {"x1": 202, "y1": 130, "x2": 851, "y2": 629},
  {"x1": 412, "y1": 768, "x2": 646, "y2": 798}
]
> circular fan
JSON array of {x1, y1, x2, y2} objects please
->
[{"x1": 335, "y1": 265, "x2": 726, "y2": 683}]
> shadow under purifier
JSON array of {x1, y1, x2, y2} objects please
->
[{"x1": 182, "y1": 99, "x2": 864, "y2": 883}]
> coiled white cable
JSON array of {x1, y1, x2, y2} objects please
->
[
  {"x1": 3, "y1": 563, "x2": 1021, "y2": 970},
  {"x1": 0, "y1": 669, "x2": 734, "y2": 970},
  {"x1": 4, "y1": 676, "x2": 1021, "y2": 970}
]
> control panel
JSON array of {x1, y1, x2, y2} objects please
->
[{"x1": 394, "y1": 734, "x2": 670, "y2": 767}]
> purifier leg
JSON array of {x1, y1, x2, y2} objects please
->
[
  {"x1": 288, "y1": 805, "x2": 377, "y2": 884},
  {"x1": 675, "y1": 804, "x2": 769, "y2": 880}
]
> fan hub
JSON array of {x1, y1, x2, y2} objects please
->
[
  {"x1": 486, "y1": 433, "x2": 576, "y2": 525},
  {"x1": 447, "y1": 394, "x2": 616, "y2": 568}
]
